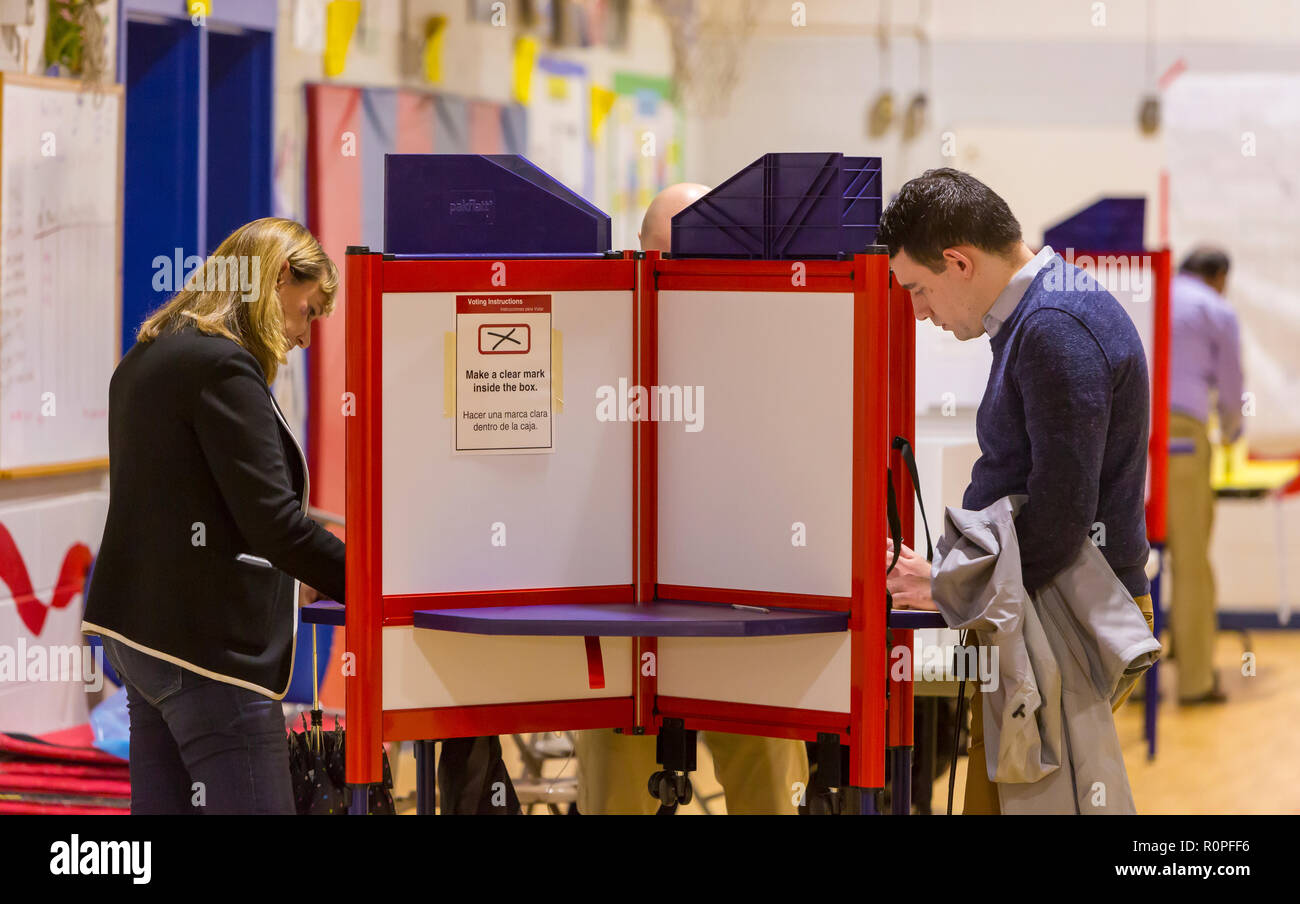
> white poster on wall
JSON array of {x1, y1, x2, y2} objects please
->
[
  {"x1": 0, "y1": 492, "x2": 107, "y2": 736},
  {"x1": 527, "y1": 58, "x2": 591, "y2": 200},
  {"x1": 1166, "y1": 73, "x2": 1300, "y2": 455}
]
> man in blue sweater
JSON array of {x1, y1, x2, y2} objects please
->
[{"x1": 877, "y1": 168, "x2": 1155, "y2": 814}]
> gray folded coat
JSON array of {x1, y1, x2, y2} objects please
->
[{"x1": 930, "y1": 495, "x2": 1161, "y2": 814}]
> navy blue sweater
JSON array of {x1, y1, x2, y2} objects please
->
[{"x1": 963, "y1": 260, "x2": 1151, "y2": 599}]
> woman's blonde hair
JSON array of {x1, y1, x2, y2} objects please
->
[{"x1": 137, "y1": 217, "x2": 338, "y2": 384}]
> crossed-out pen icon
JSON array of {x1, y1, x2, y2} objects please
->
[
  {"x1": 478, "y1": 323, "x2": 531, "y2": 354},
  {"x1": 486, "y1": 328, "x2": 520, "y2": 350}
]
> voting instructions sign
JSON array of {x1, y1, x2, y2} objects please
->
[{"x1": 455, "y1": 295, "x2": 553, "y2": 453}]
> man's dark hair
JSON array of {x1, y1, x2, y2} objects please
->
[
  {"x1": 877, "y1": 168, "x2": 1023, "y2": 273},
  {"x1": 1179, "y1": 246, "x2": 1230, "y2": 282}
]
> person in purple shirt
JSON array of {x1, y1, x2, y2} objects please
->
[{"x1": 1168, "y1": 247, "x2": 1244, "y2": 705}]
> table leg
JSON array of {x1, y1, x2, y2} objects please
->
[
  {"x1": 1145, "y1": 551, "x2": 1162, "y2": 761},
  {"x1": 915, "y1": 698, "x2": 937, "y2": 816},
  {"x1": 415, "y1": 739, "x2": 438, "y2": 815},
  {"x1": 889, "y1": 746, "x2": 912, "y2": 815},
  {"x1": 1276, "y1": 492, "x2": 1290, "y2": 625}
]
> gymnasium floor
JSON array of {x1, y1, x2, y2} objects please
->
[
  {"x1": 942, "y1": 628, "x2": 1300, "y2": 815},
  {"x1": 391, "y1": 629, "x2": 1300, "y2": 815}
]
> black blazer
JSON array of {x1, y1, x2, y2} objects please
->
[{"x1": 83, "y1": 322, "x2": 345, "y2": 698}]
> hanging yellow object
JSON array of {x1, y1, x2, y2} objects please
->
[
  {"x1": 423, "y1": 15, "x2": 448, "y2": 84},
  {"x1": 324, "y1": 0, "x2": 362, "y2": 78},
  {"x1": 512, "y1": 36, "x2": 539, "y2": 105},
  {"x1": 188, "y1": 1, "x2": 212, "y2": 19},
  {"x1": 590, "y1": 84, "x2": 616, "y2": 145}
]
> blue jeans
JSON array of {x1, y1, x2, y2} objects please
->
[{"x1": 102, "y1": 636, "x2": 295, "y2": 815}]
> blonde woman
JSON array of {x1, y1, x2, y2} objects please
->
[{"x1": 83, "y1": 218, "x2": 345, "y2": 815}]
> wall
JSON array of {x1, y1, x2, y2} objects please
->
[
  {"x1": 271, "y1": 0, "x2": 675, "y2": 228},
  {"x1": 0, "y1": 0, "x2": 667, "y2": 734},
  {"x1": 682, "y1": 0, "x2": 1300, "y2": 612},
  {"x1": 686, "y1": 0, "x2": 1300, "y2": 418},
  {"x1": 0, "y1": 3, "x2": 120, "y2": 732}
]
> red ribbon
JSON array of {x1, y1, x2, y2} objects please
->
[{"x1": 583, "y1": 636, "x2": 605, "y2": 690}]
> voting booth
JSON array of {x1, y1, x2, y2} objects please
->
[{"x1": 306, "y1": 153, "x2": 926, "y2": 813}]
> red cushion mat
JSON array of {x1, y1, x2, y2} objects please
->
[
  {"x1": 0, "y1": 761, "x2": 127, "y2": 781},
  {"x1": 0, "y1": 773, "x2": 130, "y2": 797},
  {"x1": 0, "y1": 732, "x2": 126, "y2": 765},
  {"x1": 0, "y1": 800, "x2": 129, "y2": 815}
]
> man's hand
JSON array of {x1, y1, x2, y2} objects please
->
[
  {"x1": 885, "y1": 539, "x2": 937, "y2": 610},
  {"x1": 298, "y1": 583, "x2": 323, "y2": 608}
]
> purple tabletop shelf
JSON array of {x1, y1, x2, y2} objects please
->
[
  {"x1": 303, "y1": 600, "x2": 945, "y2": 633},
  {"x1": 301, "y1": 601, "x2": 345, "y2": 627},
  {"x1": 886, "y1": 609, "x2": 949, "y2": 629},
  {"x1": 410, "y1": 601, "x2": 848, "y2": 637}
]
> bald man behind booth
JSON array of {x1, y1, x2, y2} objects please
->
[{"x1": 573, "y1": 183, "x2": 809, "y2": 815}]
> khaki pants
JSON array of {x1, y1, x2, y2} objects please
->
[
  {"x1": 963, "y1": 592, "x2": 1154, "y2": 815},
  {"x1": 575, "y1": 729, "x2": 808, "y2": 815},
  {"x1": 1166, "y1": 412, "x2": 1218, "y2": 700}
]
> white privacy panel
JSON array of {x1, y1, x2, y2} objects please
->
[
  {"x1": 382, "y1": 290, "x2": 634, "y2": 595},
  {"x1": 657, "y1": 633, "x2": 852, "y2": 713},
  {"x1": 1071, "y1": 255, "x2": 1157, "y2": 375},
  {"x1": 382, "y1": 626, "x2": 632, "y2": 710},
  {"x1": 656, "y1": 291, "x2": 854, "y2": 598}
]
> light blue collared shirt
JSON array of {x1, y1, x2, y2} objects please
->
[{"x1": 982, "y1": 245, "x2": 1057, "y2": 339}]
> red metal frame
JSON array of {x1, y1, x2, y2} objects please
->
[
  {"x1": 633, "y1": 251, "x2": 658, "y2": 731},
  {"x1": 382, "y1": 258, "x2": 634, "y2": 293},
  {"x1": 385, "y1": 698, "x2": 633, "y2": 740},
  {"x1": 381, "y1": 586, "x2": 633, "y2": 623},
  {"x1": 852, "y1": 253, "x2": 891, "y2": 787},
  {"x1": 655, "y1": 697, "x2": 852, "y2": 742},
  {"x1": 654, "y1": 257, "x2": 857, "y2": 292},
  {"x1": 1149, "y1": 250, "x2": 1172, "y2": 544},
  {"x1": 345, "y1": 250, "x2": 384, "y2": 785},
  {"x1": 343, "y1": 251, "x2": 903, "y2": 791},
  {"x1": 886, "y1": 273, "x2": 917, "y2": 751}
]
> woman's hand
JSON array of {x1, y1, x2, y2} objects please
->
[
  {"x1": 885, "y1": 539, "x2": 938, "y2": 610},
  {"x1": 298, "y1": 583, "x2": 323, "y2": 608}
]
